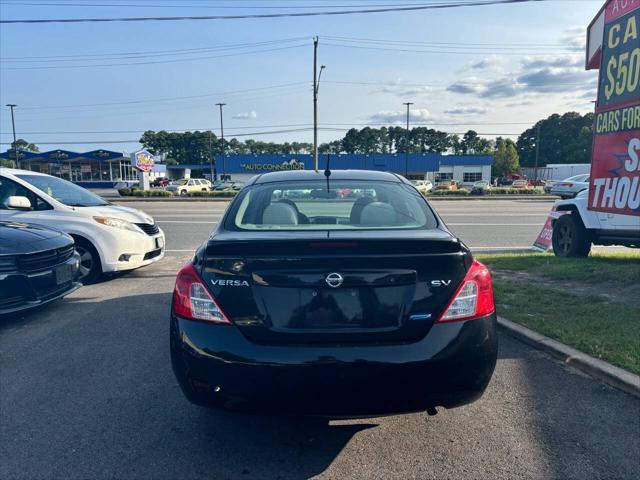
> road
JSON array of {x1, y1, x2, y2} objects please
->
[
  {"x1": 2, "y1": 198, "x2": 639, "y2": 479},
  {"x1": 2, "y1": 251, "x2": 639, "y2": 480},
  {"x1": 116, "y1": 198, "x2": 557, "y2": 253}
]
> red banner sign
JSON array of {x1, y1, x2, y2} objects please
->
[
  {"x1": 589, "y1": 1, "x2": 640, "y2": 216},
  {"x1": 533, "y1": 208, "x2": 568, "y2": 252}
]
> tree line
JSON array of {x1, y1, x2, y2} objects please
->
[{"x1": 4, "y1": 112, "x2": 593, "y2": 176}]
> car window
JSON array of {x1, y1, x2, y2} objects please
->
[
  {"x1": 0, "y1": 177, "x2": 52, "y2": 211},
  {"x1": 14, "y1": 174, "x2": 108, "y2": 207},
  {"x1": 228, "y1": 180, "x2": 438, "y2": 231}
]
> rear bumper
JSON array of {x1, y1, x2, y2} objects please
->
[{"x1": 170, "y1": 314, "x2": 498, "y2": 417}]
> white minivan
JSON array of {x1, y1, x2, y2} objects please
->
[{"x1": 0, "y1": 168, "x2": 165, "y2": 283}]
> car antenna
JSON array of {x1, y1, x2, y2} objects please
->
[{"x1": 324, "y1": 154, "x2": 331, "y2": 192}]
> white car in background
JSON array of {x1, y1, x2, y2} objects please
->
[
  {"x1": 550, "y1": 174, "x2": 590, "y2": 199},
  {"x1": 412, "y1": 180, "x2": 433, "y2": 195},
  {"x1": 166, "y1": 178, "x2": 212, "y2": 196},
  {"x1": 0, "y1": 169, "x2": 165, "y2": 283}
]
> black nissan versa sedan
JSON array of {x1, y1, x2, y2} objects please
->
[
  {"x1": 0, "y1": 220, "x2": 81, "y2": 316},
  {"x1": 170, "y1": 169, "x2": 497, "y2": 417}
]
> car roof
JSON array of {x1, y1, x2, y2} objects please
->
[
  {"x1": 0, "y1": 168, "x2": 49, "y2": 177},
  {"x1": 250, "y1": 169, "x2": 407, "y2": 185}
]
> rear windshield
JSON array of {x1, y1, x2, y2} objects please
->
[{"x1": 227, "y1": 180, "x2": 438, "y2": 231}]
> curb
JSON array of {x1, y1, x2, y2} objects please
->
[
  {"x1": 112, "y1": 197, "x2": 232, "y2": 202},
  {"x1": 426, "y1": 195, "x2": 557, "y2": 201},
  {"x1": 497, "y1": 316, "x2": 640, "y2": 399}
]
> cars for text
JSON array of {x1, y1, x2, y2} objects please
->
[
  {"x1": 0, "y1": 169, "x2": 165, "y2": 283},
  {"x1": 0, "y1": 219, "x2": 81, "y2": 316},
  {"x1": 170, "y1": 170, "x2": 497, "y2": 417}
]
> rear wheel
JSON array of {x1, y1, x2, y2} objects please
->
[
  {"x1": 180, "y1": 189, "x2": 187, "y2": 197},
  {"x1": 552, "y1": 214, "x2": 591, "y2": 257},
  {"x1": 73, "y1": 237, "x2": 102, "y2": 283}
]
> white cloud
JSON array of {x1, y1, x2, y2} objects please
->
[
  {"x1": 371, "y1": 81, "x2": 433, "y2": 97},
  {"x1": 368, "y1": 108, "x2": 430, "y2": 124},
  {"x1": 232, "y1": 111, "x2": 257, "y2": 120},
  {"x1": 447, "y1": 52, "x2": 596, "y2": 99},
  {"x1": 444, "y1": 106, "x2": 490, "y2": 115},
  {"x1": 468, "y1": 56, "x2": 504, "y2": 71}
]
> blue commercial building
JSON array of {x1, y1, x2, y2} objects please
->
[
  {"x1": 1, "y1": 150, "x2": 492, "y2": 187},
  {"x1": 168, "y1": 153, "x2": 493, "y2": 185}
]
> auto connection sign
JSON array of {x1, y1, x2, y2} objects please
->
[{"x1": 589, "y1": 0, "x2": 640, "y2": 216}]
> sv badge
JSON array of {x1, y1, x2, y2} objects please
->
[{"x1": 430, "y1": 280, "x2": 452, "y2": 287}]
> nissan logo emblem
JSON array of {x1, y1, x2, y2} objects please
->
[{"x1": 325, "y1": 272, "x2": 344, "y2": 288}]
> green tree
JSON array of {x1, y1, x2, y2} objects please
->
[
  {"x1": 492, "y1": 137, "x2": 520, "y2": 177},
  {"x1": 516, "y1": 112, "x2": 594, "y2": 167},
  {"x1": 11, "y1": 138, "x2": 39, "y2": 152}
]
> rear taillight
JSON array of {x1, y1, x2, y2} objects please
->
[
  {"x1": 172, "y1": 263, "x2": 231, "y2": 324},
  {"x1": 437, "y1": 259, "x2": 495, "y2": 323},
  {"x1": 558, "y1": 182, "x2": 573, "y2": 187}
]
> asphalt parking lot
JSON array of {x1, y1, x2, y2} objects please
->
[{"x1": 2, "y1": 198, "x2": 639, "y2": 479}]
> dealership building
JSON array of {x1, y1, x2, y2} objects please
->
[
  {"x1": 0, "y1": 150, "x2": 492, "y2": 187},
  {"x1": 168, "y1": 153, "x2": 493, "y2": 185}
]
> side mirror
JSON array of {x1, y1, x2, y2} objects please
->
[{"x1": 7, "y1": 196, "x2": 32, "y2": 210}]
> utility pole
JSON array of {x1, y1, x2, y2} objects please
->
[
  {"x1": 312, "y1": 37, "x2": 325, "y2": 172},
  {"x1": 216, "y1": 103, "x2": 226, "y2": 179},
  {"x1": 6, "y1": 104, "x2": 18, "y2": 168},
  {"x1": 403, "y1": 102, "x2": 413, "y2": 177},
  {"x1": 534, "y1": 124, "x2": 541, "y2": 181},
  {"x1": 208, "y1": 130, "x2": 215, "y2": 182}
]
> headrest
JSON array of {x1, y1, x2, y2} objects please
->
[
  {"x1": 262, "y1": 202, "x2": 299, "y2": 225},
  {"x1": 359, "y1": 202, "x2": 396, "y2": 226}
]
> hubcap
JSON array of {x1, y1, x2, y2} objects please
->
[
  {"x1": 74, "y1": 246, "x2": 93, "y2": 279},
  {"x1": 557, "y1": 225, "x2": 572, "y2": 253}
]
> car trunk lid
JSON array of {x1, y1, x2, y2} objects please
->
[{"x1": 200, "y1": 230, "x2": 471, "y2": 344}]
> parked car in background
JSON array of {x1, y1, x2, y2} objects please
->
[
  {"x1": 471, "y1": 180, "x2": 491, "y2": 195},
  {"x1": 511, "y1": 180, "x2": 530, "y2": 189},
  {"x1": 170, "y1": 169, "x2": 497, "y2": 416},
  {"x1": 0, "y1": 220, "x2": 81, "y2": 316},
  {"x1": 496, "y1": 177, "x2": 514, "y2": 186},
  {"x1": 167, "y1": 178, "x2": 212, "y2": 196},
  {"x1": 412, "y1": 180, "x2": 433, "y2": 195},
  {"x1": 544, "y1": 180, "x2": 557, "y2": 193},
  {"x1": 550, "y1": 174, "x2": 590, "y2": 199},
  {"x1": 0, "y1": 169, "x2": 165, "y2": 283},
  {"x1": 433, "y1": 180, "x2": 458, "y2": 192},
  {"x1": 151, "y1": 177, "x2": 171, "y2": 188},
  {"x1": 213, "y1": 181, "x2": 244, "y2": 192},
  {"x1": 529, "y1": 179, "x2": 546, "y2": 188}
]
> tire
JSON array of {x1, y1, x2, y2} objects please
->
[
  {"x1": 180, "y1": 189, "x2": 187, "y2": 197},
  {"x1": 552, "y1": 214, "x2": 591, "y2": 257},
  {"x1": 73, "y1": 237, "x2": 102, "y2": 284}
]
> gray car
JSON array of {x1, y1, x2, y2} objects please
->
[{"x1": 550, "y1": 174, "x2": 590, "y2": 199}]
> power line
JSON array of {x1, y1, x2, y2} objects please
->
[
  {"x1": 0, "y1": 122, "x2": 539, "y2": 135},
  {"x1": 14, "y1": 82, "x2": 309, "y2": 110},
  {"x1": 1, "y1": 43, "x2": 308, "y2": 69},
  {"x1": 0, "y1": 1, "x2": 549, "y2": 24},
  {"x1": 0, "y1": 37, "x2": 308, "y2": 61}
]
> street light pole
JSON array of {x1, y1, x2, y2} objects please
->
[
  {"x1": 312, "y1": 37, "x2": 326, "y2": 172},
  {"x1": 216, "y1": 103, "x2": 226, "y2": 179},
  {"x1": 403, "y1": 102, "x2": 413, "y2": 177},
  {"x1": 534, "y1": 124, "x2": 540, "y2": 181},
  {"x1": 6, "y1": 104, "x2": 18, "y2": 168}
]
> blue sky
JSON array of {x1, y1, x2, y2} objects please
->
[{"x1": 0, "y1": 0, "x2": 604, "y2": 153}]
